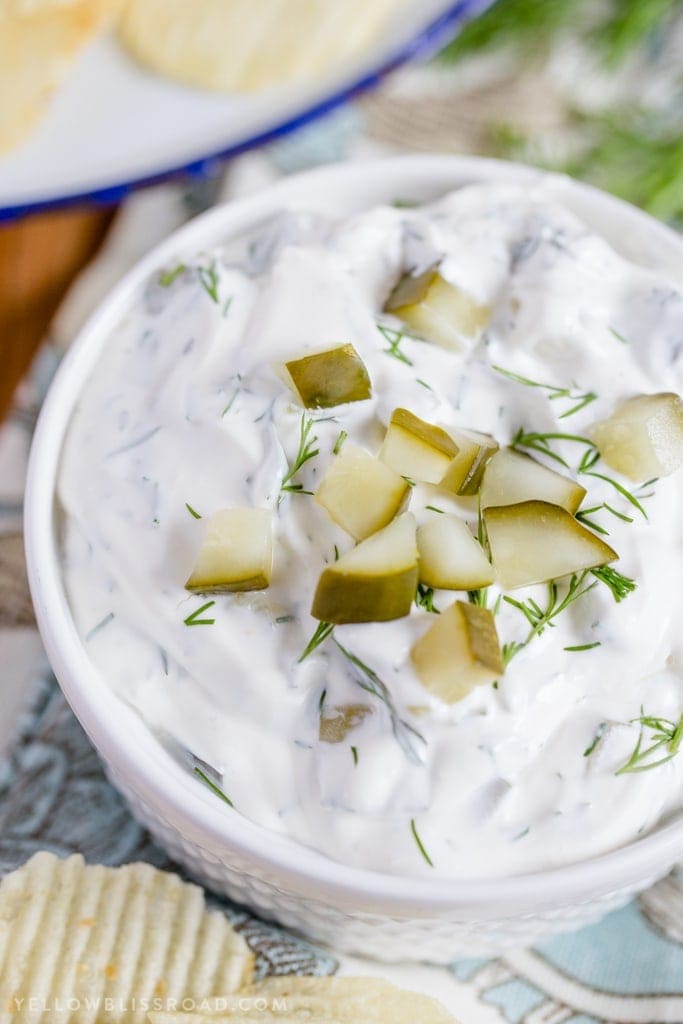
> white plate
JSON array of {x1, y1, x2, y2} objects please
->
[{"x1": 0, "y1": 0, "x2": 491, "y2": 220}]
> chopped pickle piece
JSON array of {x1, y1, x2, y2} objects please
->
[
  {"x1": 185, "y1": 508, "x2": 273, "y2": 593},
  {"x1": 319, "y1": 704, "x2": 373, "y2": 743},
  {"x1": 284, "y1": 343, "x2": 371, "y2": 409},
  {"x1": 311, "y1": 513, "x2": 418, "y2": 624},
  {"x1": 379, "y1": 407, "x2": 459, "y2": 484},
  {"x1": 590, "y1": 392, "x2": 683, "y2": 481},
  {"x1": 439, "y1": 429, "x2": 499, "y2": 495},
  {"x1": 315, "y1": 442, "x2": 410, "y2": 541},
  {"x1": 484, "y1": 500, "x2": 617, "y2": 589},
  {"x1": 384, "y1": 263, "x2": 490, "y2": 351},
  {"x1": 411, "y1": 600, "x2": 503, "y2": 704},
  {"x1": 480, "y1": 448, "x2": 586, "y2": 513},
  {"x1": 417, "y1": 516, "x2": 494, "y2": 590}
]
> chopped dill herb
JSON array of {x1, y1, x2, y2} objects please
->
[
  {"x1": 416, "y1": 378, "x2": 433, "y2": 391},
  {"x1": 280, "y1": 414, "x2": 319, "y2": 497},
  {"x1": 577, "y1": 447, "x2": 648, "y2": 519},
  {"x1": 468, "y1": 499, "x2": 490, "y2": 608},
  {"x1": 318, "y1": 688, "x2": 327, "y2": 714},
  {"x1": 351, "y1": 745, "x2": 359, "y2": 766},
  {"x1": 222, "y1": 295, "x2": 233, "y2": 318},
  {"x1": 410, "y1": 818, "x2": 434, "y2": 867},
  {"x1": 609, "y1": 326, "x2": 629, "y2": 344},
  {"x1": 377, "y1": 323, "x2": 414, "y2": 366},
  {"x1": 333, "y1": 545, "x2": 340, "y2": 562},
  {"x1": 275, "y1": 615, "x2": 295, "y2": 624},
  {"x1": 415, "y1": 584, "x2": 440, "y2": 614},
  {"x1": 299, "y1": 621, "x2": 334, "y2": 662},
  {"x1": 565, "y1": 641, "x2": 602, "y2": 652},
  {"x1": 616, "y1": 712, "x2": 683, "y2": 775},
  {"x1": 197, "y1": 260, "x2": 220, "y2": 304},
  {"x1": 503, "y1": 571, "x2": 598, "y2": 663},
  {"x1": 184, "y1": 600, "x2": 216, "y2": 626},
  {"x1": 493, "y1": 365, "x2": 597, "y2": 418},
  {"x1": 185, "y1": 502, "x2": 202, "y2": 520},
  {"x1": 159, "y1": 263, "x2": 187, "y2": 287},
  {"x1": 584, "y1": 722, "x2": 607, "y2": 757},
  {"x1": 193, "y1": 766, "x2": 234, "y2": 807},
  {"x1": 85, "y1": 612, "x2": 115, "y2": 642},
  {"x1": 403, "y1": 476, "x2": 416, "y2": 487},
  {"x1": 425, "y1": 504, "x2": 444, "y2": 514},
  {"x1": 333, "y1": 429, "x2": 347, "y2": 455}
]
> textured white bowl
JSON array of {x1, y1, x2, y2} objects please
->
[{"x1": 25, "y1": 156, "x2": 683, "y2": 963}]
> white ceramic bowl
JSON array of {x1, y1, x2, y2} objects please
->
[{"x1": 25, "y1": 156, "x2": 683, "y2": 963}]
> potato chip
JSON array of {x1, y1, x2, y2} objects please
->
[
  {"x1": 118, "y1": 0, "x2": 397, "y2": 93},
  {"x1": 0, "y1": 852, "x2": 253, "y2": 1023},
  {"x1": 148, "y1": 976, "x2": 456, "y2": 1023},
  {"x1": 0, "y1": 0, "x2": 117, "y2": 152}
]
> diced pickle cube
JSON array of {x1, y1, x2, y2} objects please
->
[
  {"x1": 379, "y1": 407, "x2": 459, "y2": 484},
  {"x1": 417, "y1": 516, "x2": 494, "y2": 591},
  {"x1": 185, "y1": 508, "x2": 273, "y2": 593},
  {"x1": 411, "y1": 600, "x2": 503, "y2": 704},
  {"x1": 590, "y1": 392, "x2": 683, "y2": 481},
  {"x1": 439, "y1": 429, "x2": 499, "y2": 495},
  {"x1": 319, "y1": 704, "x2": 373, "y2": 743},
  {"x1": 284, "y1": 343, "x2": 371, "y2": 409},
  {"x1": 484, "y1": 500, "x2": 617, "y2": 589},
  {"x1": 315, "y1": 442, "x2": 410, "y2": 541},
  {"x1": 311, "y1": 513, "x2": 418, "y2": 624},
  {"x1": 384, "y1": 264, "x2": 490, "y2": 352},
  {"x1": 480, "y1": 448, "x2": 586, "y2": 513}
]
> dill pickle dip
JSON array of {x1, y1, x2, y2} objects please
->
[{"x1": 59, "y1": 181, "x2": 683, "y2": 879}]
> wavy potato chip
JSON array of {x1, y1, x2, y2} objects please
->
[
  {"x1": 148, "y1": 976, "x2": 456, "y2": 1023},
  {"x1": 0, "y1": 0, "x2": 117, "y2": 152},
  {"x1": 0, "y1": 852, "x2": 253, "y2": 1024},
  {"x1": 118, "y1": 0, "x2": 397, "y2": 93}
]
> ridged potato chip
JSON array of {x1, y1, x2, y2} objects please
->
[
  {"x1": 148, "y1": 976, "x2": 455, "y2": 1023},
  {"x1": 0, "y1": 852, "x2": 253, "y2": 1024},
  {"x1": 0, "y1": 0, "x2": 117, "y2": 152},
  {"x1": 118, "y1": 0, "x2": 397, "y2": 93}
]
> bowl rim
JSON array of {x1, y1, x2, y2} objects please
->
[{"x1": 25, "y1": 153, "x2": 683, "y2": 915}]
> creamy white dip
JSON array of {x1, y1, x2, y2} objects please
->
[{"x1": 59, "y1": 182, "x2": 683, "y2": 879}]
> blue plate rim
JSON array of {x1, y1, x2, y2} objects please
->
[{"x1": 0, "y1": 0, "x2": 492, "y2": 222}]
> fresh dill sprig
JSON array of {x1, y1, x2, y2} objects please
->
[
  {"x1": 415, "y1": 584, "x2": 440, "y2": 614},
  {"x1": 510, "y1": 427, "x2": 593, "y2": 468},
  {"x1": 197, "y1": 260, "x2": 220, "y2": 304},
  {"x1": 493, "y1": 365, "x2": 598, "y2": 418},
  {"x1": 512, "y1": 429, "x2": 651, "y2": 518},
  {"x1": 299, "y1": 621, "x2": 334, "y2": 662},
  {"x1": 333, "y1": 429, "x2": 347, "y2": 455},
  {"x1": 410, "y1": 818, "x2": 434, "y2": 867},
  {"x1": 193, "y1": 766, "x2": 234, "y2": 807},
  {"x1": 565, "y1": 641, "x2": 602, "y2": 652},
  {"x1": 591, "y1": 565, "x2": 637, "y2": 602},
  {"x1": 185, "y1": 502, "x2": 202, "y2": 520},
  {"x1": 351, "y1": 745, "x2": 359, "y2": 766},
  {"x1": 334, "y1": 640, "x2": 426, "y2": 765},
  {"x1": 184, "y1": 600, "x2": 216, "y2": 626},
  {"x1": 280, "y1": 414, "x2": 319, "y2": 497},
  {"x1": 425, "y1": 504, "x2": 444, "y2": 514},
  {"x1": 616, "y1": 712, "x2": 683, "y2": 775},
  {"x1": 576, "y1": 448, "x2": 648, "y2": 519},
  {"x1": 377, "y1": 323, "x2": 414, "y2": 366},
  {"x1": 503, "y1": 571, "x2": 598, "y2": 663},
  {"x1": 159, "y1": 263, "x2": 187, "y2": 287}
]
